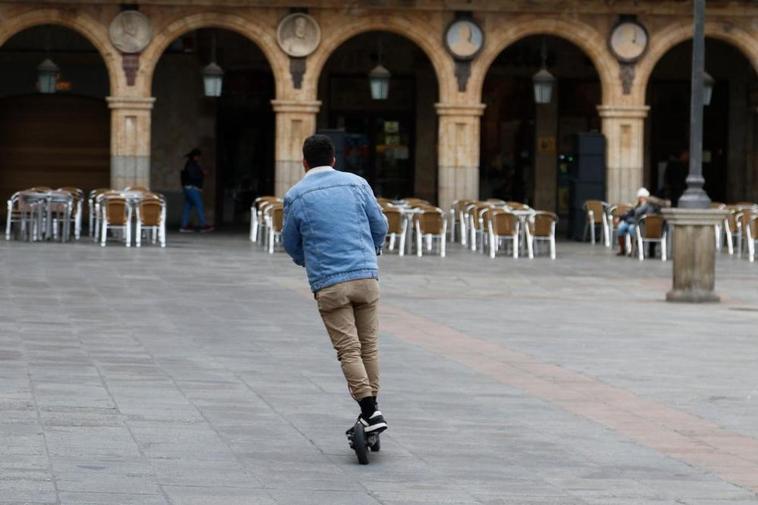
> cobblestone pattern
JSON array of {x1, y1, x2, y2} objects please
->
[{"x1": 1, "y1": 235, "x2": 757, "y2": 504}]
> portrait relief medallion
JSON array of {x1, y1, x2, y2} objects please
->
[
  {"x1": 277, "y1": 13, "x2": 321, "y2": 58},
  {"x1": 109, "y1": 11, "x2": 152, "y2": 54},
  {"x1": 445, "y1": 19, "x2": 484, "y2": 60}
]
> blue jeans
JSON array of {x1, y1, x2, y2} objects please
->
[
  {"x1": 617, "y1": 221, "x2": 636, "y2": 236},
  {"x1": 181, "y1": 186, "x2": 207, "y2": 228}
]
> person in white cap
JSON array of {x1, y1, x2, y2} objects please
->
[{"x1": 615, "y1": 187, "x2": 659, "y2": 256}]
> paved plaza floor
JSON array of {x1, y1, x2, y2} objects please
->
[{"x1": 1, "y1": 234, "x2": 758, "y2": 505}]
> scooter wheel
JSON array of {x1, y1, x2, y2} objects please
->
[{"x1": 351, "y1": 422, "x2": 369, "y2": 465}]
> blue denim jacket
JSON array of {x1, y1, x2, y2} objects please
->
[{"x1": 283, "y1": 167, "x2": 388, "y2": 292}]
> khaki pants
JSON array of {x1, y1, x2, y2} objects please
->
[{"x1": 316, "y1": 278, "x2": 380, "y2": 400}]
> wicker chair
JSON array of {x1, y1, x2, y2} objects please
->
[
  {"x1": 745, "y1": 214, "x2": 758, "y2": 263},
  {"x1": 401, "y1": 197, "x2": 429, "y2": 207},
  {"x1": 265, "y1": 203, "x2": 284, "y2": 253},
  {"x1": 57, "y1": 187, "x2": 84, "y2": 240},
  {"x1": 251, "y1": 196, "x2": 281, "y2": 243},
  {"x1": 505, "y1": 201, "x2": 530, "y2": 211},
  {"x1": 88, "y1": 188, "x2": 112, "y2": 240},
  {"x1": 488, "y1": 210, "x2": 520, "y2": 259},
  {"x1": 383, "y1": 207, "x2": 407, "y2": 255},
  {"x1": 449, "y1": 199, "x2": 474, "y2": 245},
  {"x1": 609, "y1": 203, "x2": 633, "y2": 253},
  {"x1": 527, "y1": 211, "x2": 558, "y2": 259},
  {"x1": 135, "y1": 194, "x2": 166, "y2": 248},
  {"x1": 583, "y1": 200, "x2": 609, "y2": 246},
  {"x1": 5, "y1": 191, "x2": 42, "y2": 241},
  {"x1": 723, "y1": 209, "x2": 742, "y2": 256},
  {"x1": 710, "y1": 202, "x2": 726, "y2": 250},
  {"x1": 99, "y1": 193, "x2": 132, "y2": 247},
  {"x1": 414, "y1": 208, "x2": 446, "y2": 257},
  {"x1": 467, "y1": 202, "x2": 494, "y2": 252},
  {"x1": 635, "y1": 214, "x2": 667, "y2": 261}
]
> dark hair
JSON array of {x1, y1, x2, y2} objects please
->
[
  {"x1": 185, "y1": 148, "x2": 202, "y2": 158},
  {"x1": 302, "y1": 135, "x2": 335, "y2": 168}
]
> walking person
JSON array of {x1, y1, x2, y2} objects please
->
[
  {"x1": 180, "y1": 148, "x2": 214, "y2": 233},
  {"x1": 283, "y1": 135, "x2": 389, "y2": 434}
]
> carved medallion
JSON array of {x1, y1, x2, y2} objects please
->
[
  {"x1": 109, "y1": 11, "x2": 152, "y2": 54},
  {"x1": 277, "y1": 13, "x2": 321, "y2": 58},
  {"x1": 444, "y1": 18, "x2": 484, "y2": 61}
]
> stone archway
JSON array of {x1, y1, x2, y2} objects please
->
[
  {"x1": 477, "y1": 32, "x2": 606, "y2": 219},
  {"x1": 137, "y1": 12, "x2": 290, "y2": 100},
  {"x1": 0, "y1": 7, "x2": 123, "y2": 95},
  {"x1": 305, "y1": 14, "x2": 452, "y2": 104},
  {"x1": 642, "y1": 30, "x2": 758, "y2": 204},
  {"x1": 314, "y1": 30, "x2": 442, "y2": 201},
  {"x1": 471, "y1": 17, "x2": 618, "y2": 105},
  {"x1": 633, "y1": 20, "x2": 758, "y2": 106}
]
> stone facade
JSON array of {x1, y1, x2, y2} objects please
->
[{"x1": 0, "y1": 0, "x2": 756, "y2": 210}]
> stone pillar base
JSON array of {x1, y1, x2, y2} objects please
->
[{"x1": 662, "y1": 208, "x2": 729, "y2": 303}]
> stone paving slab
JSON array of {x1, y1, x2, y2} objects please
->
[{"x1": 1, "y1": 234, "x2": 758, "y2": 504}]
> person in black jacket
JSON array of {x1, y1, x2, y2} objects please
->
[
  {"x1": 180, "y1": 148, "x2": 213, "y2": 232},
  {"x1": 615, "y1": 187, "x2": 661, "y2": 256}
]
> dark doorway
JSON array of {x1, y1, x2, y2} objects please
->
[
  {"x1": 317, "y1": 32, "x2": 438, "y2": 202},
  {"x1": 647, "y1": 38, "x2": 758, "y2": 205},
  {"x1": 152, "y1": 29, "x2": 275, "y2": 227},
  {"x1": 481, "y1": 35, "x2": 601, "y2": 219},
  {"x1": 0, "y1": 25, "x2": 110, "y2": 207}
]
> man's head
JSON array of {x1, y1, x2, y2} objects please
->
[
  {"x1": 186, "y1": 148, "x2": 202, "y2": 161},
  {"x1": 302, "y1": 134, "x2": 336, "y2": 171},
  {"x1": 636, "y1": 187, "x2": 650, "y2": 204}
]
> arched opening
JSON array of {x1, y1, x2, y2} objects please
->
[
  {"x1": 151, "y1": 28, "x2": 275, "y2": 227},
  {"x1": 316, "y1": 31, "x2": 439, "y2": 202},
  {"x1": 646, "y1": 38, "x2": 758, "y2": 204},
  {"x1": 0, "y1": 24, "x2": 110, "y2": 205},
  {"x1": 481, "y1": 35, "x2": 602, "y2": 227}
]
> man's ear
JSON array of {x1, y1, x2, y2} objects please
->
[
  {"x1": 330, "y1": 157, "x2": 336, "y2": 167},
  {"x1": 302, "y1": 159, "x2": 309, "y2": 171}
]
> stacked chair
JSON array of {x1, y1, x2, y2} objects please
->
[
  {"x1": 135, "y1": 193, "x2": 167, "y2": 248},
  {"x1": 98, "y1": 191, "x2": 132, "y2": 247},
  {"x1": 527, "y1": 211, "x2": 558, "y2": 260},
  {"x1": 414, "y1": 207, "x2": 447, "y2": 257},
  {"x1": 488, "y1": 209, "x2": 520, "y2": 258},
  {"x1": 583, "y1": 200, "x2": 609, "y2": 246},
  {"x1": 250, "y1": 196, "x2": 282, "y2": 243}
]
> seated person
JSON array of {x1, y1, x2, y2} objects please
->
[{"x1": 616, "y1": 187, "x2": 663, "y2": 256}]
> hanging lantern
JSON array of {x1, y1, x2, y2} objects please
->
[
  {"x1": 37, "y1": 58, "x2": 60, "y2": 94},
  {"x1": 703, "y1": 71, "x2": 715, "y2": 107},
  {"x1": 202, "y1": 62, "x2": 223, "y2": 98},
  {"x1": 369, "y1": 64, "x2": 391, "y2": 100},
  {"x1": 532, "y1": 67, "x2": 556, "y2": 104}
]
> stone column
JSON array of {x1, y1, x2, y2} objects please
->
[
  {"x1": 436, "y1": 103, "x2": 486, "y2": 211},
  {"x1": 662, "y1": 208, "x2": 729, "y2": 303},
  {"x1": 107, "y1": 96, "x2": 155, "y2": 190},
  {"x1": 271, "y1": 100, "x2": 321, "y2": 197},
  {"x1": 598, "y1": 105, "x2": 649, "y2": 204}
]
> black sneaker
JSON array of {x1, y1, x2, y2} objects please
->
[{"x1": 359, "y1": 411, "x2": 388, "y2": 434}]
